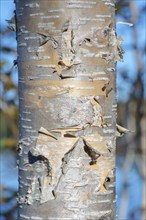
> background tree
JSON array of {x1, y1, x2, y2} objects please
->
[
  {"x1": 116, "y1": 1, "x2": 146, "y2": 219},
  {"x1": 0, "y1": 6, "x2": 18, "y2": 219}
]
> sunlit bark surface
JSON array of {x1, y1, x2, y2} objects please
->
[{"x1": 16, "y1": 0, "x2": 117, "y2": 219}]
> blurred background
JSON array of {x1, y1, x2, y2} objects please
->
[{"x1": 0, "y1": 0, "x2": 145, "y2": 219}]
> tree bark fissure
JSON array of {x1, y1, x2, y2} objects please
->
[{"x1": 16, "y1": 0, "x2": 117, "y2": 219}]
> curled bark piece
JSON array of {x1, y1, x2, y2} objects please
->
[
  {"x1": 7, "y1": 25, "x2": 16, "y2": 32},
  {"x1": 37, "y1": 32, "x2": 58, "y2": 48},
  {"x1": 116, "y1": 124, "x2": 134, "y2": 137},
  {"x1": 6, "y1": 15, "x2": 16, "y2": 24},
  {"x1": 83, "y1": 138, "x2": 102, "y2": 165},
  {"x1": 102, "y1": 82, "x2": 113, "y2": 97},
  {"x1": 116, "y1": 36, "x2": 124, "y2": 61},
  {"x1": 90, "y1": 98, "x2": 107, "y2": 127},
  {"x1": 85, "y1": 163, "x2": 111, "y2": 192},
  {"x1": 39, "y1": 127, "x2": 57, "y2": 140}
]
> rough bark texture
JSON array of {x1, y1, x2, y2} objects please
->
[{"x1": 16, "y1": 0, "x2": 118, "y2": 219}]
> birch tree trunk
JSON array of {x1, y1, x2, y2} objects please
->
[{"x1": 16, "y1": 0, "x2": 118, "y2": 219}]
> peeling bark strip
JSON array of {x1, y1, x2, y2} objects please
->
[{"x1": 16, "y1": 0, "x2": 117, "y2": 219}]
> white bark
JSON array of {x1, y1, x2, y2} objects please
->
[{"x1": 16, "y1": 0, "x2": 117, "y2": 219}]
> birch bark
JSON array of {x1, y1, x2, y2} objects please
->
[{"x1": 16, "y1": 0, "x2": 118, "y2": 219}]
